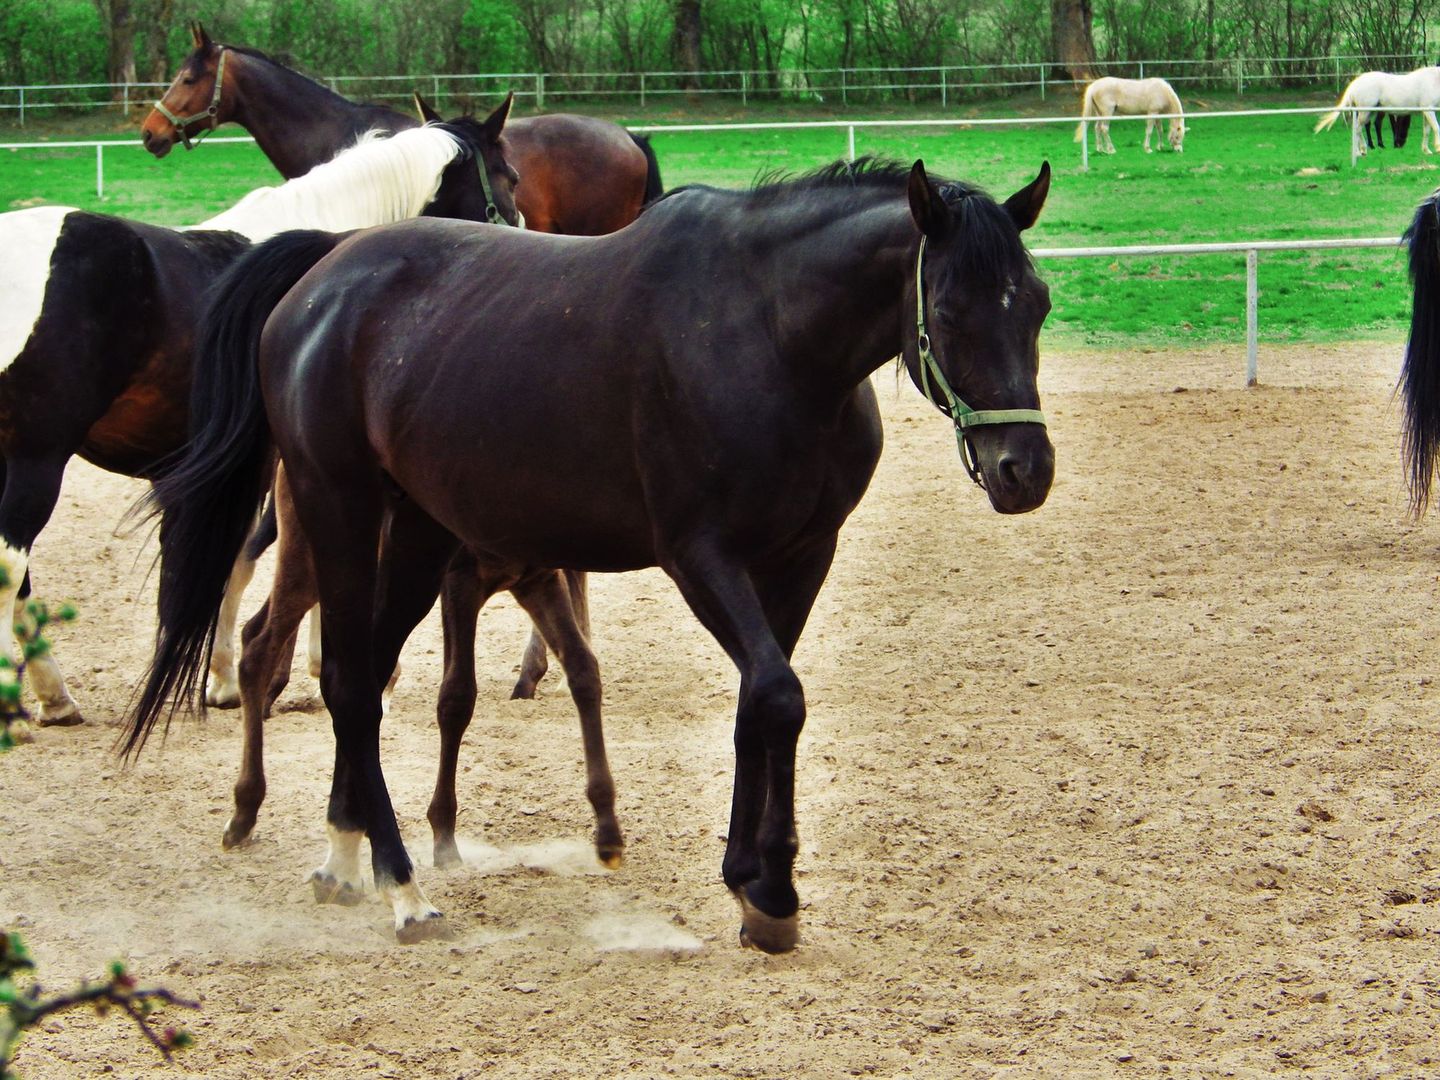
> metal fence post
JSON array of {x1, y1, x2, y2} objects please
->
[
  {"x1": 1335, "y1": 55, "x2": 1341, "y2": 91},
  {"x1": 740, "y1": 71, "x2": 746, "y2": 107},
  {"x1": 841, "y1": 68, "x2": 847, "y2": 106},
  {"x1": 122, "y1": 81, "x2": 129, "y2": 115},
  {"x1": 537, "y1": 73, "x2": 545, "y2": 110},
  {"x1": 847, "y1": 124, "x2": 855, "y2": 161},
  {"x1": 96, "y1": 144, "x2": 104, "y2": 200},
  {"x1": 18, "y1": 87, "x2": 23, "y2": 127},
  {"x1": 432, "y1": 74, "x2": 440, "y2": 110},
  {"x1": 1139, "y1": 60, "x2": 1145, "y2": 79},
  {"x1": 641, "y1": 72, "x2": 647, "y2": 108},
  {"x1": 1237, "y1": 56, "x2": 1244, "y2": 95},
  {"x1": 1081, "y1": 125, "x2": 1088, "y2": 171},
  {"x1": 1246, "y1": 248, "x2": 1259, "y2": 385},
  {"x1": 941, "y1": 67, "x2": 946, "y2": 108},
  {"x1": 1039, "y1": 64, "x2": 1046, "y2": 101}
]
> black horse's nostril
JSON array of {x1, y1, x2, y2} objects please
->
[{"x1": 996, "y1": 453, "x2": 1022, "y2": 491}]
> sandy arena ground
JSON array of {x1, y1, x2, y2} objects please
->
[{"x1": 4, "y1": 342, "x2": 1440, "y2": 1078}]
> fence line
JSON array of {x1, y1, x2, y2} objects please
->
[
  {"x1": 0, "y1": 103, "x2": 1399, "y2": 196},
  {"x1": 1, "y1": 118, "x2": 1407, "y2": 380},
  {"x1": 0, "y1": 52, "x2": 1427, "y2": 121}
]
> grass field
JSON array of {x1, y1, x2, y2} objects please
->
[{"x1": 0, "y1": 91, "x2": 1431, "y2": 347}]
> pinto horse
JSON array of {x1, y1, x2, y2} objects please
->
[
  {"x1": 1315, "y1": 68, "x2": 1440, "y2": 157},
  {"x1": 141, "y1": 23, "x2": 662, "y2": 234},
  {"x1": 128, "y1": 157, "x2": 1055, "y2": 946},
  {"x1": 0, "y1": 112, "x2": 518, "y2": 723},
  {"x1": 1074, "y1": 76, "x2": 1186, "y2": 154}
]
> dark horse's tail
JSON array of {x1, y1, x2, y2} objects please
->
[
  {"x1": 124, "y1": 229, "x2": 343, "y2": 756},
  {"x1": 1401, "y1": 193, "x2": 1440, "y2": 515},
  {"x1": 628, "y1": 132, "x2": 664, "y2": 204}
]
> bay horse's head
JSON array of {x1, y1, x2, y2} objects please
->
[
  {"x1": 903, "y1": 160, "x2": 1054, "y2": 514},
  {"x1": 424, "y1": 94, "x2": 523, "y2": 228},
  {"x1": 142, "y1": 22, "x2": 229, "y2": 157}
]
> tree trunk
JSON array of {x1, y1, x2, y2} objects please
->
[
  {"x1": 672, "y1": 0, "x2": 702, "y2": 92},
  {"x1": 145, "y1": 0, "x2": 176, "y2": 84},
  {"x1": 94, "y1": 0, "x2": 138, "y2": 101},
  {"x1": 1050, "y1": 0, "x2": 1096, "y2": 83}
]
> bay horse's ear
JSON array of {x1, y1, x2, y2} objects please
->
[
  {"x1": 1003, "y1": 161, "x2": 1051, "y2": 232},
  {"x1": 412, "y1": 92, "x2": 443, "y2": 124},
  {"x1": 481, "y1": 91, "x2": 516, "y2": 137},
  {"x1": 906, "y1": 160, "x2": 949, "y2": 238},
  {"x1": 191, "y1": 22, "x2": 214, "y2": 53}
]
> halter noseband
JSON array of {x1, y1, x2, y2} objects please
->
[
  {"x1": 153, "y1": 48, "x2": 227, "y2": 151},
  {"x1": 475, "y1": 153, "x2": 518, "y2": 227},
  {"x1": 913, "y1": 234, "x2": 1046, "y2": 486}
]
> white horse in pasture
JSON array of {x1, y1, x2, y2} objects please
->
[
  {"x1": 1314, "y1": 67, "x2": 1440, "y2": 156},
  {"x1": 1074, "y1": 77, "x2": 1186, "y2": 154}
]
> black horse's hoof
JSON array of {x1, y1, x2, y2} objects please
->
[
  {"x1": 734, "y1": 891, "x2": 799, "y2": 954},
  {"x1": 310, "y1": 870, "x2": 364, "y2": 906},
  {"x1": 396, "y1": 912, "x2": 454, "y2": 944}
]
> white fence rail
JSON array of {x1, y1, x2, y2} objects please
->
[{"x1": 0, "y1": 52, "x2": 1427, "y2": 122}]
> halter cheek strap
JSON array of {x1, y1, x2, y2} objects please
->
[
  {"x1": 913, "y1": 235, "x2": 1046, "y2": 484},
  {"x1": 475, "y1": 156, "x2": 521, "y2": 228},
  {"x1": 153, "y1": 48, "x2": 227, "y2": 151}
]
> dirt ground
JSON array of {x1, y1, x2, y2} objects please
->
[{"x1": 4, "y1": 341, "x2": 1440, "y2": 1079}]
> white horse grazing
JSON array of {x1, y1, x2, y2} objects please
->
[
  {"x1": 1074, "y1": 76, "x2": 1186, "y2": 154},
  {"x1": 1314, "y1": 67, "x2": 1440, "y2": 157}
]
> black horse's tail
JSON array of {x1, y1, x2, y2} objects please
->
[
  {"x1": 628, "y1": 132, "x2": 664, "y2": 204},
  {"x1": 124, "y1": 229, "x2": 342, "y2": 755},
  {"x1": 1401, "y1": 194, "x2": 1440, "y2": 515}
]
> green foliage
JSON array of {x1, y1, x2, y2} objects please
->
[
  {"x1": 0, "y1": 932, "x2": 196, "y2": 1078},
  {"x1": 0, "y1": 565, "x2": 75, "y2": 752}
]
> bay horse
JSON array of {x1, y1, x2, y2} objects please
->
[
  {"x1": 1315, "y1": 68, "x2": 1440, "y2": 157},
  {"x1": 141, "y1": 23, "x2": 663, "y2": 234},
  {"x1": 141, "y1": 21, "x2": 664, "y2": 699},
  {"x1": 1074, "y1": 76, "x2": 1186, "y2": 154},
  {"x1": 127, "y1": 157, "x2": 1055, "y2": 947},
  {"x1": 0, "y1": 111, "x2": 519, "y2": 724}
]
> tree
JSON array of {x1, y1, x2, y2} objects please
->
[
  {"x1": 1051, "y1": 0, "x2": 1097, "y2": 81},
  {"x1": 92, "y1": 0, "x2": 136, "y2": 98},
  {"x1": 672, "y1": 0, "x2": 701, "y2": 90}
]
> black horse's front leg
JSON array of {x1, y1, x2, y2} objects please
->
[{"x1": 667, "y1": 540, "x2": 836, "y2": 954}]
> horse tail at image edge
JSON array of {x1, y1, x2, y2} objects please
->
[
  {"x1": 123, "y1": 229, "x2": 343, "y2": 756},
  {"x1": 1401, "y1": 192, "x2": 1440, "y2": 515}
]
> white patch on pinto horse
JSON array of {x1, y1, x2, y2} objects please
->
[{"x1": 0, "y1": 207, "x2": 73, "y2": 376}]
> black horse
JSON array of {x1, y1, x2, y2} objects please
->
[
  {"x1": 1400, "y1": 190, "x2": 1440, "y2": 510},
  {"x1": 128, "y1": 158, "x2": 1055, "y2": 948},
  {"x1": 1364, "y1": 112, "x2": 1413, "y2": 149}
]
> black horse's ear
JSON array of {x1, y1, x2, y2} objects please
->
[
  {"x1": 907, "y1": 160, "x2": 948, "y2": 237},
  {"x1": 191, "y1": 22, "x2": 214, "y2": 52},
  {"x1": 1003, "y1": 161, "x2": 1051, "y2": 232},
  {"x1": 412, "y1": 91, "x2": 443, "y2": 124},
  {"x1": 481, "y1": 91, "x2": 515, "y2": 137}
]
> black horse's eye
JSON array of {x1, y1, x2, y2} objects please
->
[{"x1": 182, "y1": 76, "x2": 197, "y2": 86}]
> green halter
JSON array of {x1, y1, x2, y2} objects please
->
[
  {"x1": 912, "y1": 235, "x2": 1046, "y2": 484},
  {"x1": 153, "y1": 48, "x2": 227, "y2": 151}
]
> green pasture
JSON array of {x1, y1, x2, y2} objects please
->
[{"x1": 0, "y1": 99, "x2": 1431, "y2": 347}]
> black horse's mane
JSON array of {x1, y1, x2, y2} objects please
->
[{"x1": 659, "y1": 157, "x2": 1030, "y2": 286}]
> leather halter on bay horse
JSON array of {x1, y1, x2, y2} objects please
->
[
  {"x1": 153, "y1": 47, "x2": 227, "y2": 150},
  {"x1": 911, "y1": 236, "x2": 1046, "y2": 486}
]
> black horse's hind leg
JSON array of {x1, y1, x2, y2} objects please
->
[
  {"x1": 366, "y1": 497, "x2": 462, "y2": 938},
  {"x1": 288, "y1": 464, "x2": 441, "y2": 943},
  {"x1": 0, "y1": 455, "x2": 80, "y2": 724},
  {"x1": 511, "y1": 568, "x2": 623, "y2": 868},
  {"x1": 512, "y1": 570, "x2": 591, "y2": 699},
  {"x1": 665, "y1": 541, "x2": 820, "y2": 954}
]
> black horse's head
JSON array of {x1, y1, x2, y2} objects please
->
[
  {"x1": 142, "y1": 22, "x2": 230, "y2": 157},
  {"x1": 424, "y1": 93, "x2": 523, "y2": 228},
  {"x1": 903, "y1": 160, "x2": 1054, "y2": 514}
]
